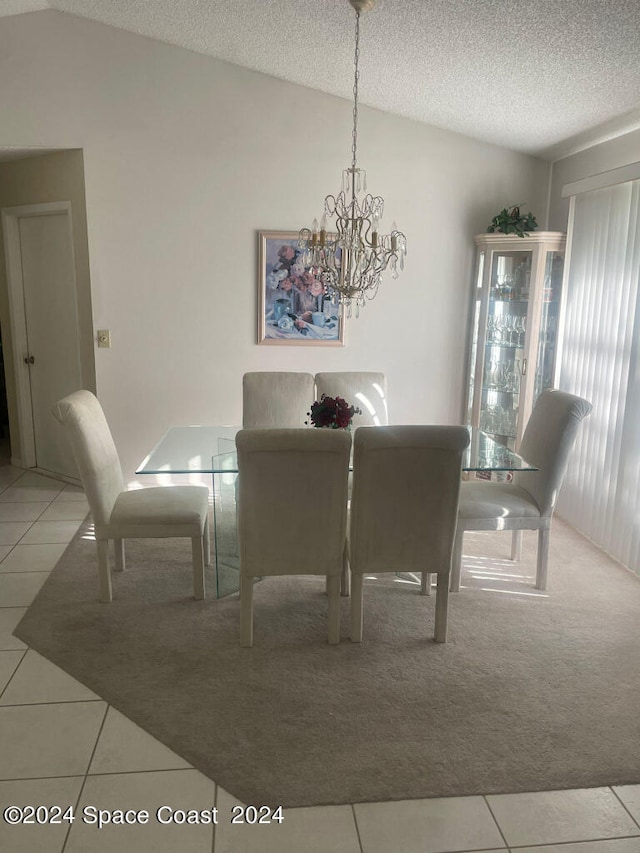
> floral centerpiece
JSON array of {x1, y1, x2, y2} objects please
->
[{"x1": 306, "y1": 394, "x2": 362, "y2": 430}]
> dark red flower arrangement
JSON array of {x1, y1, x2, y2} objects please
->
[{"x1": 306, "y1": 394, "x2": 362, "y2": 429}]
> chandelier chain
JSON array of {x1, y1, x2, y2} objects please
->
[{"x1": 351, "y1": 10, "x2": 360, "y2": 174}]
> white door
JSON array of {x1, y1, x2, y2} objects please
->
[{"x1": 2, "y1": 204, "x2": 82, "y2": 478}]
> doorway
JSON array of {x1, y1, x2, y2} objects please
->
[{"x1": 1, "y1": 201, "x2": 82, "y2": 478}]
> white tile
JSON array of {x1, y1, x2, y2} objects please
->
[
  {"x1": 0, "y1": 543, "x2": 67, "y2": 573},
  {"x1": 0, "y1": 650, "x2": 99, "y2": 705},
  {"x1": 0, "y1": 502, "x2": 49, "y2": 522},
  {"x1": 354, "y1": 795, "x2": 504, "y2": 853},
  {"x1": 90, "y1": 707, "x2": 191, "y2": 774},
  {"x1": 0, "y1": 650, "x2": 24, "y2": 693},
  {"x1": 19, "y1": 520, "x2": 81, "y2": 545},
  {"x1": 0, "y1": 545, "x2": 12, "y2": 563},
  {"x1": 0, "y1": 572, "x2": 49, "y2": 606},
  {"x1": 0, "y1": 487, "x2": 64, "y2": 503},
  {"x1": 0, "y1": 776, "x2": 84, "y2": 853},
  {"x1": 0, "y1": 467, "x2": 26, "y2": 491},
  {"x1": 0, "y1": 608, "x2": 28, "y2": 649},
  {"x1": 613, "y1": 785, "x2": 640, "y2": 824},
  {"x1": 0, "y1": 522, "x2": 32, "y2": 545},
  {"x1": 215, "y1": 787, "x2": 361, "y2": 853},
  {"x1": 0, "y1": 701, "x2": 106, "y2": 779},
  {"x1": 14, "y1": 472, "x2": 65, "y2": 490},
  {"x1": 54, "y1": 486, "x2": 86, "y2": 502},
  {"x1": 487, "y1": 788, "x2": 640, "y2": 847},
  {"x1": 65, "y1": 769, "x2": 216, "y2": 852},
  {"x1": 517, "y1": 841, "x2": 640, "y2": 853},
  {"x1": 39, "y1": 500, "x2": 89, "y2": 521}
]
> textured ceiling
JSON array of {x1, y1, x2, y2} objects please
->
[{"x1": 2, "y1": 0, "x2": 640, "y2": 160}]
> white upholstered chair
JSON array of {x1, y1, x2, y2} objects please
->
[
  {"x1": 348, "y1": 425, "x2": 470, "y2": 643},
  {"x1": 52, "y1": 390, "x2": 210, "y2": 603},
  {"x1": 314, "y1": 372, "x2": 388, "y2": 426},
  {"x1": 451, "y1": 388, "x2": 592, "y2": 592},
  {"x1": 236, "y1": 428, "x2": 351, "y2": 647},
  {"x1": 242, "y1": 371, "x2": 315, "y2": 428}
]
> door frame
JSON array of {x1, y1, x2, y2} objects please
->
[{"x1": 1, "y1": 201, "x2": 80, "y2": 469}]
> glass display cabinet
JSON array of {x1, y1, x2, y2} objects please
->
[{"x1": 465, "y1": 231, "x2": 566, "y2": 451}]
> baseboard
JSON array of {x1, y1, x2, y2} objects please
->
[
  {"x1": 7, "y1": 458, "x2": 81, "y2": 489},
  {"x1": 32, "y1": 467, "x2": 82, "y2": 488}
]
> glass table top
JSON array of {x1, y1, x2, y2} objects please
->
[{"x1": 136, "y1": 425, "x2": 537, "y2": 475}]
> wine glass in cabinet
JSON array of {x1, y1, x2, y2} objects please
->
[{"x1": 465, "y1": 231, "x2": 566, "y2": 452}]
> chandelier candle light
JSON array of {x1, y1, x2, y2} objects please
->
[{"x1": 298, "y1": 0, "x2": 407, "y2": 317}]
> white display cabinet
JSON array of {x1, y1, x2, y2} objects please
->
[{"x1": 465, "y1": 232, "x2": 566, "y2": 450}]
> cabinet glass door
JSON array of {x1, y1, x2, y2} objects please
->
[
  {"x1": 534, "y1": 251, "x2": 564, "y2": 398},
  {"x1": 480, "y1": 249, "x2": 532, "y2": 450}
]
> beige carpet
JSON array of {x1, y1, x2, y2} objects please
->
[{"x1": 15, "y1": 518, "x2": 640, "y2": 808}]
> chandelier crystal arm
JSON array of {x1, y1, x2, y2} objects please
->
[{"x1": 298, "y1": 0, "x2": 406, "y2": 317}]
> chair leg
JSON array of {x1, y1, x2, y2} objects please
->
[
  {"x1": 450, "y1": 529, "x2": 463, "y2": 592},
  {"x1": 340, "y1": 548, "x2": 350, "y2": 597},
  {"x1": 434, "y1": 573, "x2": 449, "y2": 643},
  {"x1": 240, "y1": 574, "x2": 254, "y2": 647},
  {"x1": 191, "y1": 536, "x2": 205, "y2": 600},
  {"x1": 327, "y1": 575, "x2": 341, "y2": 645},
  {"x1": 203, "y1": 515, "x2": 211, "y2": 567},
  {"x1": 350, "y1": 573, "x2": 364, "y2": 643},
  {"x1": 114, "y1": 539, "x2": 125, "y2": 572},
  {"x1": 421, "y1": 572, "x2": 432, "y2": 595},
  {"x1": 536, "y1": 528, "x2": 550, "y2": 590},
  {"x1": 96, "y1": 540, "x2": 112, "y2": 603},
  {"x1": 511, "y1": 529, "x2": 522, "y2": 561}
]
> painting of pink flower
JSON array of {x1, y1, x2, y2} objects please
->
[
  {"x1": 278, "y1": 245, "x2": 295, "y2": 262},
  {"x1": 309, "y1": 278, "x2": 323, "y2": 297},
  {"x1": 260, "y1": 231, "x2": 344, "y2": 345}
]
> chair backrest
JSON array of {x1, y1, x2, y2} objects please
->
[
  {"x1": 314, "y1": 372, "x2": 388, "y2": 426},
  {"x1": 515, "y1": 388, "x2": 592, "y2": 516},
  {"x1": 242, "y1": 372, "x2": 315, "y2": 428},
  {"x1": 236, "y1": 428, "x2": 351, "y2": 578},
  {"x1": 51, "y1": 390, "x2": 124, "y2": 527},
  {"x1": 350, "y1": 425, "x2": 470, "y2": 576}
]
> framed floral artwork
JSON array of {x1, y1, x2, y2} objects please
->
[{"x1": 257, "y1": 230, "x2": 345, "y2": 346}]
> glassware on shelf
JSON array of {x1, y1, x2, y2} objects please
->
[
  {"x1": 505, "y1": 360, "x2": 519, "y2": 392},
  {"x1": 542, "y1": 313, "x2": 556, "y2": 343},
  {"x1": 514, "y1": 259, "x2": 531, "y2": 300},
  {"x1": 495, "y1": 363, "x2": 509, "y2": 389},
  {"x1": 486, "y1": 314, "x2": 496, "y2": 343},
  {"x1": 496, "y1": 273, "x2": 515, "y2": 301},
  {"x1": 504, "y1": 315, "x2": 518, "y2": 345},
  {"x1": 480, "y1": 405, "x2": 518, "y2": 437}
]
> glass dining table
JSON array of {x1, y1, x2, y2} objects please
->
[{"x1": 136, "y1": 426, "x2": 536, "y2": 598}]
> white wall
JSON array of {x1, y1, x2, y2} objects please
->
[{"x1": 0, "y1": 10, "x2": 549, "y2": 478}]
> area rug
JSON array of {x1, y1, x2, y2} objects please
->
[{"x1": 15, "y1": 518, "x2": 640, "y2": 808}]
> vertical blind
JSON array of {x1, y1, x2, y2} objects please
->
[{"x1": 558, "y1": 179, "x2": 640, "y2": 576}]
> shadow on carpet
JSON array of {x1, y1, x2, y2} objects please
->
[{"x1": 15, "y1": 519, "x2": 640, "y2": 808}]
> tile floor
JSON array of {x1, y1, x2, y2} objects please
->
[{"x1": 1, "y1": 465, "x2": 640, "y2": 852}]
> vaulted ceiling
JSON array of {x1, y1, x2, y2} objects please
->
[{"x1": 2, "y1": 0, "x2": 640, "y2": 160}]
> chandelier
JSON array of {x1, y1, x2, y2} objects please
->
[{"x1": 298, "y1": 0, "x2": 406, "y2": 317}]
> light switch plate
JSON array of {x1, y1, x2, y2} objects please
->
[{"x1": 97, "y1": 329, "x2": 111, "y2": 348}]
